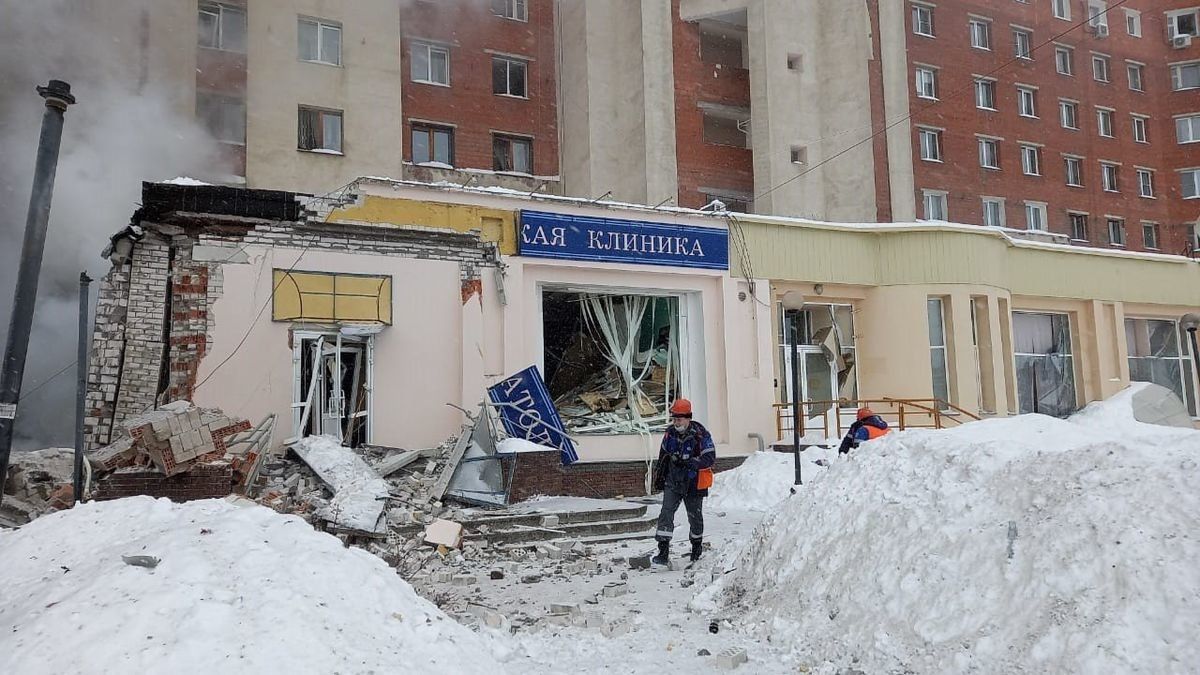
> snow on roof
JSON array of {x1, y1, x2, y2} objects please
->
[{"x1": 159, "y1": 176, "x2": 212, "y2": 186}]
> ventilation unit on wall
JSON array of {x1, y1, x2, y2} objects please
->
[{"x1": 1173, "y1": 35, "x2": 1194, "y2": 49}]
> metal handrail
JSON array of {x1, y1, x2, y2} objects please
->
[{"x1": 772, "y1": 397, "x2": 980, "y2": 441}]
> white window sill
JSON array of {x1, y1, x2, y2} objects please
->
[
  {"x1": 1070, "y1": 238, "x2": 1089, "y2": 243},
  {"x1": 914, "y1": 32, "x2": 936, "y2": 39},
  {"x1": 921, "y1": 158, "x2": 944, "y2": 163},
  {"x1": 972, "y1": 45, "x2": 992, "y2": 51},
  {"x1": 1095, "y1": 79, "x2": 1111, "y2": 85},
  {"x1": 978, "y1": 106, "x2": 997, "y2": 112},
  {"x1": 495, "y1": 93, "x2": 530, "y2": 100},
  {"x1": 300, "y1": 59, "x2": 342, "y2": 68},
  {"x1": 299, "y1": 148, "x2": 344, "y2": 156},
  {"x1": 1099, "y1": 134, "x2": 1115, "y2": 139},
  {"x1": 1063, "y1": 126, "x2": 1079, "y2": 131},
  {"x1": 1019, "y1": 114, "x2": 1039, "y2": 119},
  {"x1": 1135, "y1": 140, "x2": 1149, "y2": 145},
  {"x1": 1023, "y1": 173, "x2": 1042, "y2": 178},
  {"x1": 1057, "y1": 70, "x2": 1074, "y2": 77},
  {"x1": 917, "y1": 95, "x2": 939, "y2": 101},
  {"x1": 1110, "y1": 244, "x2": 1127, "y2": 248},
  {"x1": 1103, "y1": 189, "x2": 1120, "y2": 193},
  {"x1": 199, "y1": 45, "x2": 247, "y2": 55},
  {"x1": 1016, "y1": 56, "x2": 1033, "y2": 61},
  {"x1": 1067, "y1": 183, "x2": 1084, "y2": 189},
  {"x1": 1130, "y1": 88, "x2": 1145, "y2": 93},
  {"x1": 412, "y1": 79, "x2": 451, "y2": 88},
  {"x1": 982, "y1": 165, "x2": 1002, "y2": 171},
  {"x1": 1184, "y1": 195, "x2": 1200, "y2": 200},
  {"x1": 1140, "y1": 195, "x2": 1157, "y2": 199},
  {"x1": 1179, "y1": 140, "x2": 1200, "y2": 145}
]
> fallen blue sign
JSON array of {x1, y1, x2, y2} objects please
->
[
  {"x1": 488, "y1": 365, "x2": 579, "y2": 465},
  {"x1": 519, "y1": 210, "x2": 729, "y2": 270}
]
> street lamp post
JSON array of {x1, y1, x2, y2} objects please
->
[
  {"x1": 781, "y1": 292, "x2": 806, "y2": 486},
  {"x1": 1181, "y1": 314, "x2": 1200, "y2": 402}
]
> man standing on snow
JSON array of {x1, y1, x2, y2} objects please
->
[
  {"x1": 652, "y1": 399, "x2": 716, "y2": 566},
  {"x1": 837, "y1": 407, "x2": 890, "y2": 455}
]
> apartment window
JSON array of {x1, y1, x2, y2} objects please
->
[
  {"x1": 1017, "y1": 87, "x2": 1037, "y2": 117},
  {"x1": 918, "y1": 127, "x2": 942, "y2": 162},
  {"x1": 1127, "y1": 63, "x2": 1144, "y2": 91},
  {"x1": 1125, "y1": 318, "x2": 1197, "y2": 417},
  {"x1": 1132, "y1": 116, "x2": 1149, "y2": 144},
  {"x1": 915, "y1": 66, "x2": 938, "y2": 99},
  {"x1": 1137, "y1": 169, "x2": 1155, "y2": 198},
  {"x1": 912, "y1": 4, "x2": 935, "y2": 37},
  {"x1": 1142, "y1": 222, "x2": 1159, "y2": 249},
  {"x1": 493, "y1": 134, "x2": 532, "y2": 173},
  {"x1": 927, "y1": 298, "x2": 951, "y2": 406},
  {"x1": 1092, "y1": 55, "x2": 1110, "y2": 83},
  {"x1": 705, "y1": 193, "x2": 750, "y2": 213},
  {"x1": 1107, "y1": 218, "x2": 1126, "y2": 246},
  {"x1": 1020, "y1": 145, "x2": 1041, "y2": 176},
  {"x1": 1013, "y1": 28, "x2": 1032, "y2": 60},
  {"x1": 196, "y1": 93, "x2": 246, "y2": 145},
  {"x1": 1185, "y1": 169, "x2": 1200, "y2": 199},
  {"x1": 1172, "y1": 63, "x2": 1200, "y2": 91},
  {"x1": 1177, "y1": 114, "x2": 1200, "y2": 143},
  {"x1": 1087, "y1": 1, "x2": 1108, "y2": 30},
  {"x1": 1055, "y1": 46, "x2": 1074, "y2": 75},
  {"x1": 969, "y1": 18, "x2": 991, "y2": 50},
  {"x1": 975, "y1": 79, "x2": 996, "y2": 110},
  {"x1": 411, "y1": 123, "x2": 454, "y2": 166},
  {"x1": 297, "y1": 107, "x2": 342, "y2": 153},
  {"x1": 1025, "y1": 201, "x2": 1048, "y2": 231},
  {"x1": 923, "y1": 190, "x2": 948, "y2": 221},
  {"x1": 491, "y1": 0, "x2": 528, "y2": 22},
  {"x1": 198, "y1": 3, "x2": 246, "y2": 52},
  {"x1": 1014, "y1": 312, "x2": 1076, "y2": 417},
  {"x1": 493, "y1": 56, "x2": 528, "y2": 97},
  {"x1": 1096, "y1": 109, "x2": 1114, "y2": 138},
  {"x1": 1059, "y1": 100, "x2": 1078, "y2": 129},
  {"x1": 1065, "y1": 156, "x2": 1083, "y2": 186},
  {"x1": 1069, "y1": 213, "x2": 1088, "y2": 241},
  {"x1": 1191, "y1": 224, "x2": 1199, "y2": 251},
  {"x1": 702, "y1": 110, "x2": 750, "y2": 148},
  {"x1": 1125, "y1": 10, "x2": 1141, "y2": 37},
  {"x1": 411, "y1": 42, "x2": 450, "y2": 85},
  {"x1": 1101, "y1": 163, "x2": 1119, "y2": 191},
  {"x1": 982, "y1": 198, "x2": 1005, "y2": 228},
  {"x1": 978, "y1": 138, "x2": 1000, "y2": 169},
  {"x1": 298, "y1": 18, "x2": 341, "y2": 66},
  {"x1": 1053, "y1": 0, "x2": 1070, "y2": 20},
  {"x1": 1168, "y1": 10, "x2": 1199, "y2": 38}
]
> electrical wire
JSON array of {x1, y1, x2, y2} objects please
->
[{"x1": 16, "y1": 361, "x2": 77, "y2": 402}]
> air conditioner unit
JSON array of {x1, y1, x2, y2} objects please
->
[
  {"x1": 1093, "y1": 23, "x2": 1109, "y2": 38},
  {"x1": 1173, "y1": 35, "x2": 1194, "y2": 49}
]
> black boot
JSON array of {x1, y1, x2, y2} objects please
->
[
  {"x1": 651, "y1": 540, "x2": 669, "y2": 566},
  {"x1": 690, "y1": 538, "x2": 703, "y2": 562}
]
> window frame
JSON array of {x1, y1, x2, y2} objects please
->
[
  {"x1": 1124, "y1": 9, "x2": 1141, "y2": 37},
  {"x1": 1012, "y1": 27, "x2": 1033, "y2": 60},
  {"x1": 410, "y1": 41, "x2": 451, "y2": 86},
  {"x1": 1107, "y1": 217, "x2": 1126, "y2": 247},
  {"x1": 493, "y1": 133, "x2": 533, "y2": 173},
  {"x1": 1184, "y1": 169, "x2": 1200, "y2": 199},
  {"x1": 1053, "y1": 0, "x2": 1071, "y2": 20},
  {"x1": 1017, "y1": 86, "x2": 1038, "y2": 118},
  {"x1": 1092, "y1": 54, "x2": 1110, "y2": 83},
  {"x1": 1137, "y1": 168, "x2": 1155, "y2": 198},
  {"x1": 1059, "y1": 100, "x2": 1079, "y2": 129},
  {"x1": 491, "y1": 0, "x2": 528, "y2": 22},
  {"x1": 981, "y1": 197, "x2": 1006, "y2": 228},
  {"x1": 298, "y1": 17, "x2": 342, "y2": 66},
  {"x1": 975, "y1": 78, "x2": 997, "y2": 110},
  {"x1": 912, "y1": 3, "x2": 935, "y2": 37},
  {"x1": 1125, "y1": 317, "x2": 1197, "y2": 417},
  {"x1": 1177, "y1": 114, "x2": 1200, "y2": 144},
  {"x1": 297, "y1": 106, "x2": 344, "y2": 154},
  {"x1": 1168, "y1": 9, "x2": 1200, "y2": 39},
  {"x1": 1020, "y1": 144, "x2": 1041, "y2": 176},
  {"x1": 978, "y1": 137, "x2": 1001, "y2": 170},
  {"x1": 196, "y1": 91, "x2": 246, "y2": 145},
  {"x1": 410, "y1": 122, "x2": 455, "y2": 167},
  {"x1": 1096, "y1": 108, "x2": 1115, "y2": 138},
  {"x1": 1068, "y1": 212, "x2": 1089, "y2": 241},
  {"x1": 1127, "y1": 62, "x2": 1144, "y2": 92},
  {"x1": 915, "y1": 66, "x2": 938, "y2": 100},
  {"x1": 1055, "y1": 45, "x2": 1074, "y2": 76},
  {"x1": 198, "y1": 3, "x2": 246, "y2": 53},
  {"x1": 1141, "y1": 222, "x2": 1159, "y2": 249},
  {"x1": 1101, "y1": 162, "x2": 1120, "y2": 192},
  {"x1": 969, "y1": 17, "x2": 992, "y2": 50},
  {"x1": 1024, "y1": 201, "x2": 1048, "y2": 231},
  {"x1": 918, "y1": 127, "x2": 943, "y2": 162},
  {"x1": 1064, "y1": 156, "x2": 1084, "y2": 187},
  {"x1": 927, "y1": 297, "x2": 952, "y2": 407},
  {"x1": 922, "y1": 189, "x2": 949, "y2": 221},
  {"x1": 1172, "y1": 62, "x2": 1200, "y2": 91},
  {"x1": 492, "y1": 55, "x2": 530, "y2": 98}
]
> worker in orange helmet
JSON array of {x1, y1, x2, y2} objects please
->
[
  {"x1": 651, "y1": 398, "x2": 716, "y2": 566},
  {"x1": 837, "y1": 407, "x2": 891, "y2": 455}
]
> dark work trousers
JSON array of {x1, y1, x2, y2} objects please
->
[{"x1": 655, "y1": 484, "x2": 704, "y2": 542}]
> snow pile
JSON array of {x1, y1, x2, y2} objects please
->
[
  {"x1": 497, "y1": 437, "x2": 557, "y2": 454},
  {"x1": 696, "y1": 392, "x2": 1200, "y2": 673},
  {"x1": 706, "y1": 448, "x2": 835, "y2": 513},
  {"x1": 290, "y1": 435, "x2": 391, "y2": 533},
  {"x1": 0, "y1": 497, "x2": 507, "y2": 674}
]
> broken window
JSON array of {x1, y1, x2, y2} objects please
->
[
  {"x1": 196, "y1": 92, "x2": 246, "y2": 145},
  {"x1": 1125, "y1": 318, "x2": 1197, "y2": 416},
  {"x1": 702, "y1": 110, "x2": 749, "y2": 148},
  {"x1": 698, "y1": 20, "x2": 746, "y2": 68},
  {"x1": 298, "y1": 107, "x2": 343, "y2": 153},
  {"x1": 293, "y1": 332, "x2": 373, "y2": 447},
  {"x1": 543, "y1": 290, "x2": 684, "y2": 434},
  {"x1": 493, "y1": 134, "x2": 532, "y2": 173},
  {"x1": 778, "y1": 304, "x2": 857, "y2": 414},
  {"x1": 198, "y1": 3, "x2": 246, "y2": 52},
  {"x1": 1013, "y1": 312, "x2": 1077, "y2": 417}
]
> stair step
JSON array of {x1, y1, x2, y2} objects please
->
[
  {"x1": 392, "y1": 503, "x2": 648, "y2": 538},
  {"x1": 471, "y1": 515, "x2": 656, "y2": 546}
]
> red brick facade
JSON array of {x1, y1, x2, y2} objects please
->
[
  {"x1": 502, "y1": 450, "x2": 748, "y2": 502},
  {"x1": 94, "y1": 463, "x2": 236, "y2": 502},
  {"x1": 399, "y1": 1, "x2": 559, "y2": 177},
  {"x1": 905, "y1": 0, "x2": 1195, "y2": 253}
]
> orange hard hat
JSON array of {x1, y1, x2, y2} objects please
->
[
  {"x1": 856, "y1": 407, "x2": 874, "y2": 421},
  {"x1": 669, "y1": 399, "x2": 693, "y2": 416}
]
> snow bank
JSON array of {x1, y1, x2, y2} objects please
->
[
  {"x1": 697, "y1": 397, "x2": 1200, "y2": 673},
  {"x1": 290, "y1": 435, "x2": 390, "y2": 533},
  {"x1": 0, "y1": 497, "x2": 506, "y2": 674},
  {"x1": 496, "y1": 437, "x2": 557, "y2": 454},
  {"x1": 706, "y1": 448, "x2": 835, "y2": 513}
]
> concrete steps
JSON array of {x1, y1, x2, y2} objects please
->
[
  {"x1": 394, "y1": 500, "x2": 656, "y2": 546},
  {"x1": 474, "y1": 513, "x2": 657, "y2": 546}
]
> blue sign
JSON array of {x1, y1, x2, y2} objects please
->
[
  {"x1": 519, "y1": 210, "x2": 729, "y2": 270},
  {"x1": 488, "y1": 365, "x2": 579, "y2": 465}
]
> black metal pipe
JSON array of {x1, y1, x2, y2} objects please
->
[
  {"x1": 0, "y1": 80, "x2": 76, "y2": 506},
  {"x1": 1188, "y1": 327, "x2": 1200, "y2": 406},
  {"x1": 74, "y1": 272, "x2": 92, "y2": 503},
  {"x1": 791, "y1": 318, "x2": 802, "y2": 486}
]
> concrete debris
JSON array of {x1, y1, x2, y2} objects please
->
[
  {"x1": 121, "y1": 554, "x2": 161, "y2": 569},
  {"x1": 424, "y1": 518, "x2": 465, "y2": 549},
  {"x1": 2, "y1": 448, "x2": 75, "y2": 525},
  {"x1": 715, "y1": 647, "x2": 749, "y2": 669}
]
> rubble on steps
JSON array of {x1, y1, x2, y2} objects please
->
[{"x1": 1, "y1": 448, "x2": 76, "y2": 527}]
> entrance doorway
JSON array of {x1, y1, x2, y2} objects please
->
[
  {"x1": 781, "y1": 345, "x2": 837, "y2": 416},
  {"x1": 292, "y1": 331, "x2": 374, "y2": 447}
]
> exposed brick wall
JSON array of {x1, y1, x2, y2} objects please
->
[
  {"x1": 111, "y1": 239, "x2": 171, "y2": 431},
  {"x1": 165, "y1": 241, "x2": 211, "y2": 402},
  {"x1": 85, "y1": 260, "x2": 133, "y2": 448},
  {"x1": 866, "y1": 0, "x2": 894, "y2": 223},
  {"x1": 93, "y1": 463, "x2": 236, "y2": 502},
  {"x1": 502, "y1": 451, "x2": 748, "y2": 502}
]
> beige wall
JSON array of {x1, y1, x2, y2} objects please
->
[{"x1": 877, "y1": 0, "x2": 916, "y2": 221}]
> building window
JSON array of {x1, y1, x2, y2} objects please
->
[
  {"x1": 704, "y1": 193, "x2": 750, "y2": 213},
  {"x1": 1177, "y1": 114, "x2": 1200, "y2": 144},
  {"x1": 918, "y1": 127, "x2": 942, "y2": 162},
  {"x1": 982, "y1": 198, "x2": 1005, "y2": 228},
  {"x1": 1127, "y1": 63, "x2": 1144, "y2": 91},
  {"x1": 297, "y1": 107, "x2": 342, "y2": 153},
  {"x1": 1053, "y1": 0, "x2": 1070, "y2": 20},
  {"x1": 1014, "y1": 312, "x2": 1076, "y2": 417},
  {"x1": 1055, "y1": 46, "x2": 1074, "y2": 75},
  {"x1": 1101, "y1": 163, "x2": 1119, "y2": 191},
  {"x1": 1064, "y1": 156, "x2": 1083, "y2": 187},
  {"x1": 492, "y1": 56, "x2": 528, "y2": 97},
  {"x1": 1184, "y1": 169, "x2": 1200, "y2": 199},
  {"x1": 702, "y1": 109, "x2": 750, "y2": 148},
  {"x1": 1017, "y1": 87, "x2": 1037, "y2": 117},
  {"x1": 1013, "y1": 28, "x2": 1032, "y2": 60},
  {"x1": 1168, "y1": 9, "x2": 1199, "y2": 38},
  {"x1": 1172, "y1": 63, "x2": 1200, "y2": 91},
  {"x1": 1190, "y1": 224, "x2": 1199, "y2": 251},
  {"x1": 491, "y1": 0, "x2": 528, "y2": 22},
  {"x1": 1020, "y1": 145, "x2": 1041, "y2": 176},
  {"x1": 1096, "y1": 108, "x2": 1114, "y2": 138},
  {"x1": 978, "y1": 138, "x2": 1000, "y2": 170},
  {"x1": 1092, "y1": 55, "x2": 1110, "y2": 83},
  {"x1": 975, "y1": 79, "x2": 996, "y2": 109},
  {"x1": 1025, "y1": 201, "x2": 1048, "y2": 231},
  {"x1": 1142, "y1": 222, "x2": 1159, "y2": 249},
  {"x1": 1126, "y1": 319, "x2": 1197, "y2": 416},
  {"x1": 1087, "y1": 1, "x2": 1109, "y2": 30},
  {"x1": 1059, "y1": 100, "x2": 1078, "y2": 129},
  {"x1": 493, "y1": 134, "x2": 532, "y2": 173},
  {"x1": 923, "y1": 190, "x2": 948, "y2": 221},
  {"x1": 196, "y1": 92, "x2": 246, "y2": 145},
  {"x1": 411, "y1": 123, "x2": 454, "y2": 166},
  {"x1": 969, "y1": 18, "x2": 991, "y2": 50},
  {"x1": 1132, "y1": 116, "x2": 1149, "y2": 144},
  {"x1": 1108, "y1": 217, "x2": 1126, "y2": 246},
  {"x1": 1125, "y1": 9, "x2": 1141, "y2": 36},
  {"x1": 927, "y1": 298, "x2": 951, "y2": 407},
  {"x1": 411, "y1": 42, "x2": 450, "y2": 85},
  {"x1": 779, "y1": 304, "x2": 859, "y2": 405},
  {"x1": 1069, "y1": 213, "x2": 1088, "y2": 241},
  {"x1": 1137, "y1": 169, "x2": 1155, "y2": 198},
  {"x1": 915, "y1": 66, "x2": 938, "y2": 99},
  {"x1": 298, "y1": 17, "x2": 341, "y2": 66},
  {"x1": 912, "y1": 3, "x2": 935, "y2": 37},
  {"x1": 198, "y1": 3, "x2": 246, "y2": 52}
]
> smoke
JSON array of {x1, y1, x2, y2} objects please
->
[{"x1": 0, "y1": 0, "x2": 225, "y2": 449}]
